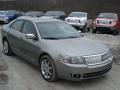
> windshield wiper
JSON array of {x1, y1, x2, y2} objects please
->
[
  {"x1": 65, "y1": 36, "x2": 79, "y2": 39},
  {"x1": 43, "y1": 37, "x2": 60, "y2": 40}
]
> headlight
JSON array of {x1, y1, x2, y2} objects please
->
[
  {"x1": 101, "y1": 51, "x2": 112, "y2": 61},
  {"x1": 60, "y1": 55, "x2": 85, "y2": 64},
  {"x1": 5, "y1": 17, "x2": 9, "y2": 19}
]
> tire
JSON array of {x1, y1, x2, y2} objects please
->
[
  {"x1": 40, "y1": 55, "x2": 58, "y2": 82},
  {"x1": 112, "y1": 30, "x2": 119, "y2": 36},
  {"x1": 87, "y1": 28, "x2": 91, "y2": 32},
  {"x1": 82, "y1": 24, "x2": 87, "y2": 33},
  {"x1": 3, "y1": 39, "x2": 13, "y2": 56},
  {"x1": 92, "y1": 29, "x2": 97, "y2": 34}
]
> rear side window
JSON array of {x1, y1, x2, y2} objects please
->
[{"x1": 11, "y1": 20, "x2": 24, "y2": 32}]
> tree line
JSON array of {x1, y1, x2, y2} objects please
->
[{"x1": 0, "y1": 0, "x2": 119, "y2": 17}]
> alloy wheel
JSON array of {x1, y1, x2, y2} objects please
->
[
  {"x1": 41, "y1": 57, "x2": 53, "y2": 80},
  {"x1": 3, "y1": 41, "x2": 9, "y2": 54}
]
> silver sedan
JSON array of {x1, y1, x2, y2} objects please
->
[{"x1": 1, "y1": 16, "x2": 113, "y2": 82}]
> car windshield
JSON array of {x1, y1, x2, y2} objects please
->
[
  {"x1": 69, "y1": 12, "x2": 87, "y2": 17},
  {"x1": 25, "y1": 11, "x2": 43, "y2": 16},
  {"x1": 5, "y1": 11, "x2": 16, "y2": 15},
  {"x1": 37, "y1": 22, "x2": 80, "y2": 39},
  {"x1": 45, "y1": 11, "x2": 64, "y2": 16},
  {"x1": 98, "y1": 13, "x2": 118, "y2": 19}
]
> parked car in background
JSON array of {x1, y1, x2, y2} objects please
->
[
  {"x1": 0, "y1": 10, "x2": 6, "y2": 22},
  {"x1": 21, "y1": 12, "x2": 25, "y2": 16},
  {"x1": 65, "y1": 12, "x2": 92, "y2": 32},
  {"x1": 0, "y1": 10, "x2": 22, "y2": 23},
  {"x1": 1, "y1": 16, "x2": 113, "y2": 82},
  {"x1": 42, "y1": 11, "x2": 66, "y2": 20},
  {"x1": 0, "y1": 11, "x2": 5, "y2": 15},
  {"x1": 25, "y1": 11, "x2": 44, "y2": 17},
  {"x1": 92, "y1": 13, "x2": 120, "y2": 35}
]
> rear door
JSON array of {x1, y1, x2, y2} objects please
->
[{"x1": 8, "y1": 20, "x2": 24, "y2": 54}]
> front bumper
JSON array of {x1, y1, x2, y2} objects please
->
[
  {"x1": 56, "y1": 57, "x2": 113, "y2": 81},
  {"x1": 0, "y1": 18, "x2": 8, "y2": 23},
  {"x1": 0, "y1": 18, "x2": 7, "y2": 22},
  {"x1": 94, "y1": 25, "x2": 118, "y2": 31},
  {"x1": 67, "y1": 22, "x2": 85, "y2": 28}
]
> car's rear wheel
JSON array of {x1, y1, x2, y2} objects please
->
[
  {"x1": 82, "y1": 24, "x2": 87, "y2": 33},
  {"x1": 40, "y1": 55, "x2": 57, "y2": 82},
  {"x1": 112, "y1": 30, "x2": 119, "y2": 36},
  {"x1": 3, "y1": 40, "x2": 13, "y2": 56},
  {"x1": 92, "y1": 29, "x2": 97, "y2": 34}
]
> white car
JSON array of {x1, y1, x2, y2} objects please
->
[{"x1": 65, "y1": 12, "x2": 92, "y2": 32}]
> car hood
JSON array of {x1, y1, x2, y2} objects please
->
[
  {"x1": 66, "y1": 17, "x2": 87, "y2": 21},
  {"x1": 43, "y1": 37, "x2": 109, "y2": 56},
  {"x1": 96, "y1": 18, "x2": 117, "y2": 21}
]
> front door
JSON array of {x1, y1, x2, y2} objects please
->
[{"x1": 20, "y1": 21, "x2": 40, "y2": 64}]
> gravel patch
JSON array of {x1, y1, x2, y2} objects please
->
[{"x1": 0, "y1": 73, "x2": 9, "y2": 85}]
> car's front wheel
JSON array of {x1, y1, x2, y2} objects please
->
[
  {"x1": 3, "y1": 39, "x2": 13, "y2": 56},
  {"x1": 40, "y1": 55, "x2": 57, "y2": 82}
]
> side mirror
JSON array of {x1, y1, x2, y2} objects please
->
[{"x1": 26, "y1": 34, "x2": 36, "y2": 39}]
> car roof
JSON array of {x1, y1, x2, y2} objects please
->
[
  {"x1": 99, "y1": 13, "x2": 117, "y2": 15},
  {"x1": 0, "y1": 11, "x2": 5, "y2": 12},
  {"x1": 46, "y1": 11, "x2": 64, "y2": 12},
  {"x1": 18, "y1": 16, "x2": 63, "y2": 23},
  {"x1": 71, "y1": 12, "x2": 88, "y2": 14},
  {"x1": 26, "y1": 11, "x2": 43, "y2": 13}
]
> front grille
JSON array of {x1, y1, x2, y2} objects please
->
[
  {"x1": 0, "y1": 16, "x2": 4, "y2": 19},
  {"x1": 84, "y1": 55, "x2": 101, "y2": 65},
  {"x1": 83, "y1": 66, "x2": 112, "y2": 78},
  {"x1": 83, "y1": 52, "x2": 111, "y2": 65}
]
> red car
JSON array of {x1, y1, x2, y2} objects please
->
[{"x1": 92, "y1": 13, "x2": 120, "y2": 35}]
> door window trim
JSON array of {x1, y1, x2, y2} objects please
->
[{"x1": 21, "y1": 20, "x2": 39, "y2": 40}]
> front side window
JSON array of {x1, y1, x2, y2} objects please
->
[
  {"x1": 22, "y1": 21, "x2": 37, "y2": 35},
  {"x1": 11, "y1": 20, "x2": 24, "y2": 32},
  {"x1": 69, "y1": 12, "x2": 87, "y2": 18}
]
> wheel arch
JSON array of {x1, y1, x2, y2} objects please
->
[
  {"x1": 38, "y1": 52, "x2": 57, "y2": 69},
  {"x1": 38, "y1": 52, "x2": 58, "y2": 81},
  {"x1": 38, "y1": 52, "x2": 52, "y2": 64},
  {"x1": 2, "y1": 37, "x2": 8, "y2": 44}
]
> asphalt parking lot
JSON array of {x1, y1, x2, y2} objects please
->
[{"x1": 0, "y1": 30, "x2": 120, "y2": 90}]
